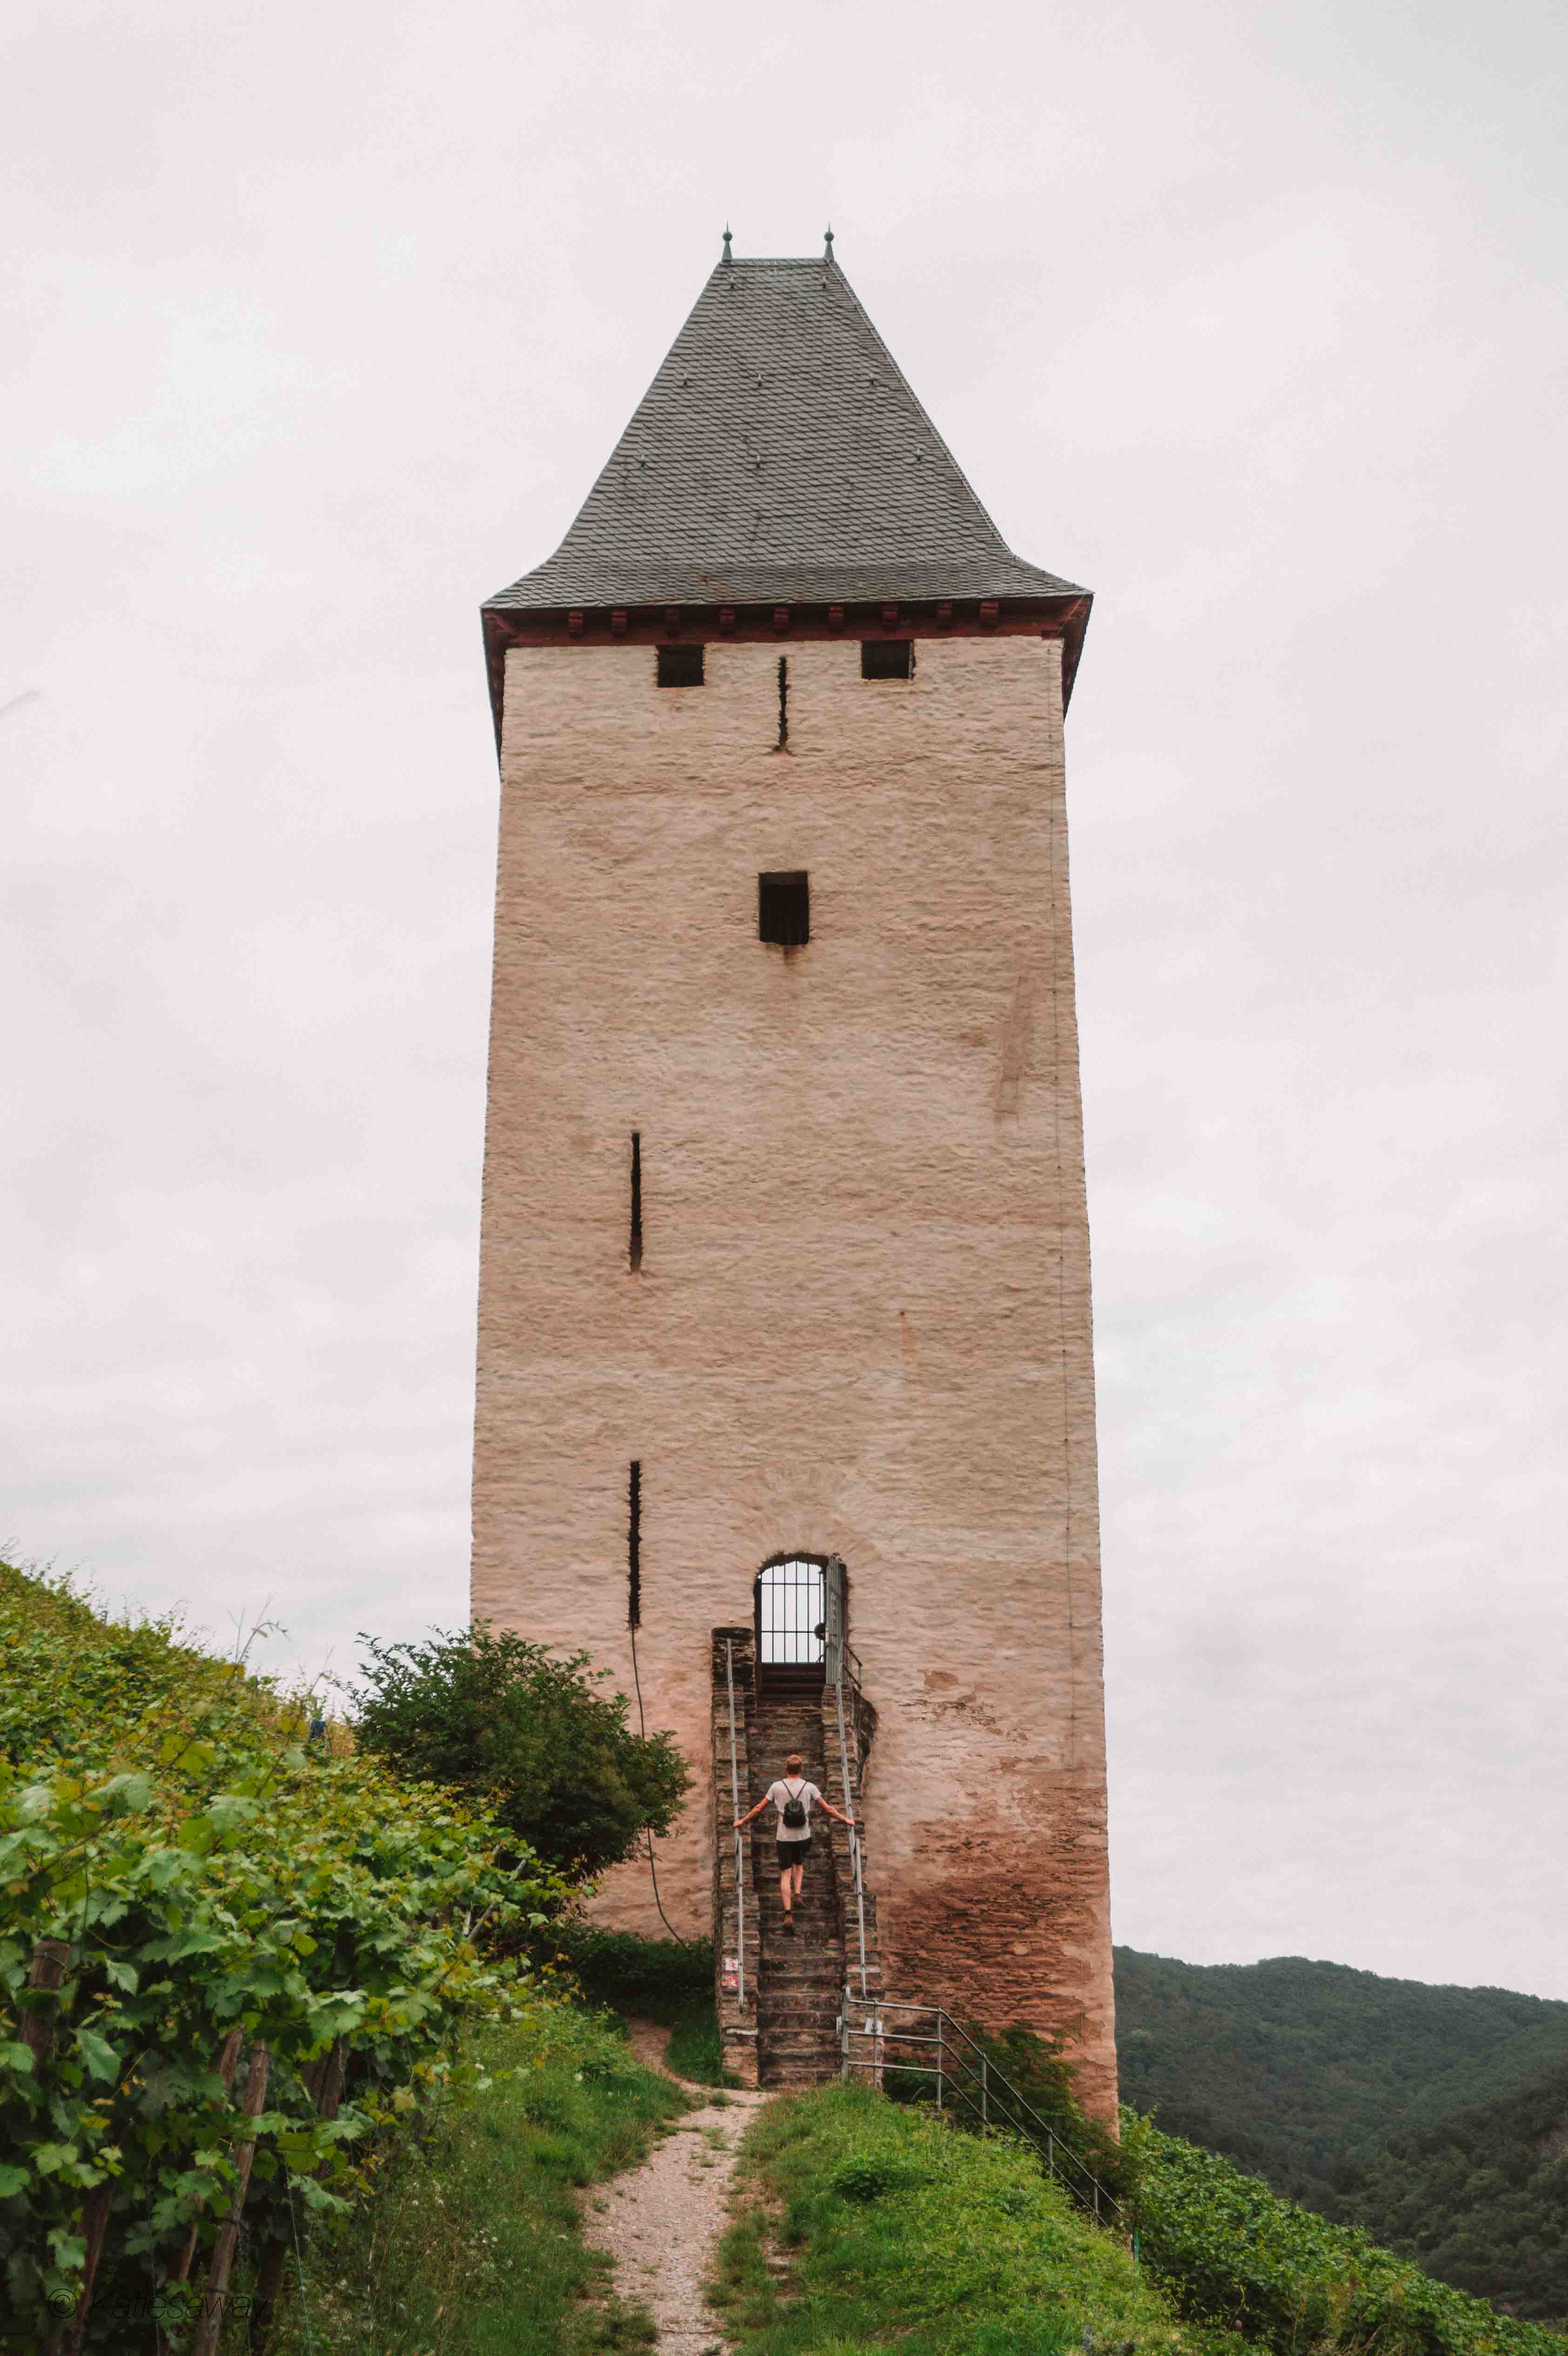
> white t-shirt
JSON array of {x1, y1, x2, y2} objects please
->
[{"x1": 766, "y1": 1777, "x2": 822, "y2": 1842}]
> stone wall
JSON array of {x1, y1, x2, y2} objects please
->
[{"x1": 471, "y1": 632, "x2": 1117, "y2": 2120}]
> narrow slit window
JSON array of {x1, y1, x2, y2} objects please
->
[
  {"x1": 861, "y1": 639, "x2": 913, "y2": 680},
  {"x1": 777, "y1": 655, "x2": 789, "y2": 748},
  {"x1": 628, "y1": 1461, "x2": 641, "y2": 1629},
  {"x1": 629, "y1": 1132, "x2": 643, "y2": 1272},
  {"x1": 657, "y1": 643, "x2": 704, "y2": 688},
  {"x1": 758, "y1": 870, "x2": 810, "y2": 948}
]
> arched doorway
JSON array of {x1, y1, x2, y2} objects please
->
[{"x1": 755, "y1": 1554, "x2": 828, "y2": 1694}]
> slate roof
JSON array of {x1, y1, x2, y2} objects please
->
[{"x1": 485, "y1": 252, "x2": 1086, "y2": 614}]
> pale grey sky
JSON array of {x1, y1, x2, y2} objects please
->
[{"x1": 4, "y1": 0, "x2": 1564, "y2": 1996}]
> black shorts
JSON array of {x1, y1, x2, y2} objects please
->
[{"x1": 776, "y1": 1838, "x2": 811, "y2": 1869}]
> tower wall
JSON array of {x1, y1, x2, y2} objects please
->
[{"x1": 472, "y1": 632, "x2": 1116, "y2": 2118}]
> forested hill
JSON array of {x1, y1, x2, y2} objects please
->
[
  {"x1": 1345, "y1": 2054, "x2": 1568, "y2": 2320},
  {"x1": 1113, "y1": 1947, "x2": 1568, "y2": 2201}
]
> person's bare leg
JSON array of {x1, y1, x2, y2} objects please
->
[
  {"x1": 779, "y1": 1865, "x2": 793, "y2": 1916},
  {"x1": 791, "y1": 1862, "x2": 806, "y2": 1909}
]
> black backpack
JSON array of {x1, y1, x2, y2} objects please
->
[{"x1": 780, "y1": 1779, "x2": 809, "y2": 1830}]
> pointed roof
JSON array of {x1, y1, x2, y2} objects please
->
[{"x1": 485, "y1": 252, "x2": 1087, "y2": 616}]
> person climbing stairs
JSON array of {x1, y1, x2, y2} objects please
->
[
  {"x1": 745, "y1": 1695, "x2": 849, "y2": 2086},
  {"x1": 710, "y1": 1624, "x2": 882, "y2": 2089}
]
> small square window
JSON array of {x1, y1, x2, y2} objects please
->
[
  {"x1": 861, "y1": 639, "x2": 912, "y2": 680},
  {"x1": 657, "y1": 643, "x2": 705, "y2": 687},
  {"x1": 758, "y1": 870, "x2": 810, "y2": 948}
]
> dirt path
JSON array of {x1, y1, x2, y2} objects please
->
[{"x1": 583, "y1": 2022, "x2": 769, "y2": 2354}]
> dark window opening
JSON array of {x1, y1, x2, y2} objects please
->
[
  {"x1": 861, "y1": 639, "x2": 913, "y2": 681},
  {"x1": 628, "y1": 1460, "x2": 642, "y2": 1629},
  {"x1": 777, "y1": 655, "x2": 789, "y2": 748},
  {"x1": 629, "y1": 1131, "x2": 643, "y2": 1272},
  {"x1": 758, "y1": 869, "x2": 810, "y2": 948},
  {"x1": 657, "y1": 643, "x2": 704, "y2": 688}
]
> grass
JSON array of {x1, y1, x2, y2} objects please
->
[
  {"x1": 711, "y1": 2083, "x2": 1237, "y2": 2356},
  {"x1": 663, "y1": 1995, "x2": 738, "y2": 2087},
  {"x1": 252, "y1": 2001, "x2": 691, "y2": 2356},
  {"x1": 536, "y1": 1922, "x2": 740, "y2": 2088}
]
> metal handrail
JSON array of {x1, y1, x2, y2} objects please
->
[
  {"x1": 831, "y1": 1622, "x2": 870, "y2": 1999},
  {"x1": 725, "y1": 1639, "x2": 745, "y2": 2012},
  {"x1": 840, "y1": 1993, "x2": 1122, "y2": 2229}
]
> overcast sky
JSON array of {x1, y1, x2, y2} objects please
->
[{"x1": 4, "y1": 0, "x2": 1565, "y2": 2000}]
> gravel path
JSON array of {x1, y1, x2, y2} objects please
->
[{"x1": 582, "y1": 2023, "x2": 769, "y2": 2354}]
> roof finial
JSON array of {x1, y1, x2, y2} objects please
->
[
  {"x1": 722, "y1": 224, "x2": 733, "y2": 263},
  {"x1": 824, "y1": 223, "x2": 835, "y2": 263}
]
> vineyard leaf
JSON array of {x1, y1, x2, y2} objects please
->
[
  {"x1": 96, "y1": 1771, "x2": 154, "y2": 1814},
  {"x1": 77, "y1": 2029, "x2": 121, "y2": 2083}
]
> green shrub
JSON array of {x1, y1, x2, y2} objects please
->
[
  {"x1": 887, "y1": 2014, "x2": 1129, "y2": 2209},
  {"x1": 538, "y1": 1923, "x2": 737, "y2": 2088},
  {"x1": 353, "y1": 1625, "x2": 692, "y2": 1878},
  {"x1": 826, "y1": 2152, "x2": 930, "y2": 2202},
  {"x1": 1133, "y1": 2118, "x2": 1563, "y2": 2356},
  {"x1": 544, "y1": 1920, "x2": 713, "y2": 2012},
  {"x1": 0, "y1": 1564, "x2": 567, "y2": 2349}
]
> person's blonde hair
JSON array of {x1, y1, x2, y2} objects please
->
[{"x1": 785, "y1": 1751, "x2": 804, "y2": 1770}]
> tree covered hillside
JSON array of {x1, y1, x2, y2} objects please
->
[
  {"x1": 1341, "y1": 2054, "x2": 1568, "y2": 2321},
  {"x1": 1114, "y1": 1947, "x2": 1568, "y2": 2204}
]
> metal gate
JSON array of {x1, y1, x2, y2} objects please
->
[{"x1": 755, "y1": 1555, "x2": 827, "y2": 1678}]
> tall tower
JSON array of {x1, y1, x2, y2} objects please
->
[{"x1": 474, "y1": 239, "x2": 1115, "y2": 2117}]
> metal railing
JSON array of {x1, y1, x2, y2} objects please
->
[
  {"x1": 839, "y1": 1996, "x2": 1123, "y2": 2230},
  {"x1": 829, "y1": 1623, "x2": 870, "y2": 2000},
  {"x1": 724, "y1": 1639, "x2": 746, "y2": 2012}
]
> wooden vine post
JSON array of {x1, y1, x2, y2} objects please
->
[
  {"x1": 248, "y1": 2039, "x2": 348, "y2": 2352},
  {"x1": 20, "y1": 1937, "x2": 71, "y2": 2064},
  {"x1": 190, "y1": 2040, "x2": 270, "y2": 2356},
  {"x1": 18, "y1": 1939, "x2": 107, "y2": 2356},
  {"x1": 54, "y1": 2184, "x2": 113, "y2": 2356},
  {"x1": 173, "y1": 2026, "x2": 246, "y2": 2283}
]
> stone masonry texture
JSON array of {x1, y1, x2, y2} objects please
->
[{"x1": 471, "y1": 632, "x2": 1118, "y2": 2120}]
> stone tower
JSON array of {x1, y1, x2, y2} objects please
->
[{"x1": 473, "y1": 240, "x2": 1116, "y2": 2118}]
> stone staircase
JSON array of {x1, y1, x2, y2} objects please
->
[
  {"x1": 748, "y1": 1691, "x2": 844, "y2": 2087},
  {"x1": 710, "y1": 1628, "x2": 881, "y2": 2092}
]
